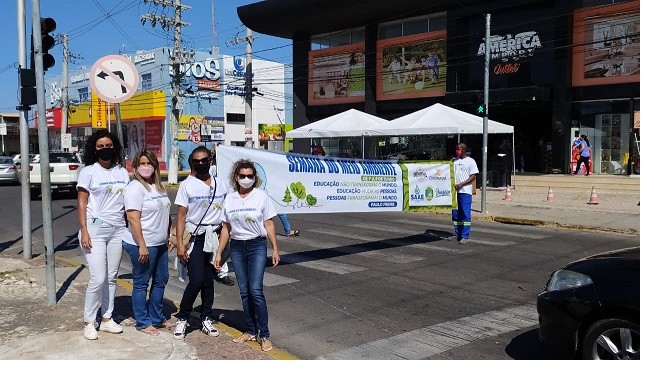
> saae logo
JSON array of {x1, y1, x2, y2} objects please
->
[{"x1": 410, "y1": 185, "x2": 425, "y2": 201}]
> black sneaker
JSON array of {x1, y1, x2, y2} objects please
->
[{"x1": 216, "y1": 275, "x2": 235, "y2": 286}]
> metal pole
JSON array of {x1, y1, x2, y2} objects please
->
[
  {"x1": 481, "y1": 13, "x2": 490, "y2": 214},
  {"x1": 114, "y1": 103, "x2": 123, "y2": 148},
  {"x1": 32, "y1": 0, "x2": 57, "y2": 306},
  {"x1": 17, "y1": 0, "x2": 32, "y2": 259},
  {"x1": 244, "y1": 27, "x2": 253, "y2": 148},
  {"x1": 168, "y1": 0, "x2": 182, "y2": 183},
  {"x1": 61, "y1": 33, "x2": 68, "y2": 136}
]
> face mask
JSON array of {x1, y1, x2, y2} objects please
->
[
  {"x1": 237, "y1": 177, "x2": 256, "y2": 189},
  {"x1": 96, "y1": 147, "x2": 115, "y2": 161},
  {"x1": 137, "y1": 165, "x2": 155, "y2": 178},
  {"x1": 194, "y1": 163, "x2": 210, "y2": 175},
  {"x1": 455, "y1": 149, "x2": 463, "y2": 158}
]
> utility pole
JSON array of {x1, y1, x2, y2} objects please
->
[
  {"x1": 228, "y1": 28, "x2": 255, "y2": 148},
  {"x1": 141, "y1": 0, "x2": 190, "y2": 184},
  {"x1": 31, "y1": 0, "x2": 57, "y2": 306},
  {"x1": 16, "y1": 0, "x2": 31, "y2": 260},
  {"x1": 61, "y1": 33, "x2": 68, "y2": 137},
  {"x1": 481, "y1": 14, "x2": 491, "y2": 214}
]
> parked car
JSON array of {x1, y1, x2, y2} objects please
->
[
  {"x1": 537, "y1": 247, "x2": 639, "y2": 360},
  {"x1": 0, "y1": 156, "x2": 19, "y2": 184},
  {"x1": 12, "y1": 153, "x2": 37, "y2": 169},
  {"x1": 29, "y1": 152, "x2": 83, "y2": 199}
]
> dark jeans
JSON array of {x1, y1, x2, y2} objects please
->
[
  {"x1": 122, "y1": 242, "x2": 169, "y2": 330},
  {"x1": 452, "y1": 193, "x2": 473, "y2": 239},
  {"x1": 575, "y1": 156, "x2": 590, "y2": 175},
  {"x1": 177, "y1": 234, "x2": 215, "y2": 320},
  {"x1": 230, "y1": 236, "x2": 270, "y2": 339}
]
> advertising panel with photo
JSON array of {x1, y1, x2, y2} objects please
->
[
  {"x1": 572, "y1": 1, "x2": 639, "y2": 87},
  {"x1": 126, "y1": 122, "x2": 146, "y2": 159},
  {"x1": 177, "y1": 114, "x2": 224, "y2": 141},
  {"x1": 376, "y1": 31, "x2": 447, "y2": 101},
  {"x1": 308, "y1": 43, "x2": 365, "y2": 106}
]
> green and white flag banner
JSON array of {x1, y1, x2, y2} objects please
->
[{"x1": 216, "y1": 145, "x2": 456, "y2": 214}]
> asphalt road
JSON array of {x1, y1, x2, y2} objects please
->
[{"x1": 0, "y1": 184, "x2": 640, "y2": 359}]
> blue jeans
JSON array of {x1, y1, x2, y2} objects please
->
[
  {"x1": 177, "y1": 234, "x2": 216, "y2": 320},
  {"x1": 230, "y1": 236, "x2": 270, "y2": 339},
  {"x1": 278, "y1": 213, "x2": 292, "y2": 235},
  {"x1": 452, "y1": 193, "x2": 472, "y2": 240},
  {"x1": 122, "y1": 242, "x2": 169, "y2": 330}
]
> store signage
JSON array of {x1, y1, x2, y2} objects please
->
[
  {"x1": 170, "y1": 58, "x2": 221, "y2": 81},
  {"x1": 477, "y1": 31, "x2": 542, "y2": 75},
  {"x1": 225, "y1": 56, "x2": 254, "y2": 79},
  {"x1": 134, "y1": 52, "x2": 156, "y2": 65},
  {"x1": 71, "y1": 72, "x2": 89, "y2": 83}
]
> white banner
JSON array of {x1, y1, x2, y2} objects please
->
[{"x1": 216, "y1": 145, "x2": 455, "y2": 214}]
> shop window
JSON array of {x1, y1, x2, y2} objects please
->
[
  {"x1": 311, "y1": 28, "x2": 365, "y2": 50},
  {"x1": 226, "y1": 113, "x2": 245, "y2": 123},
  {"x1": 141, "y1": 73, "x2": 152, "y2": 91},
  {"x1": 379, "y1": 12, "x2": 446, "y2": 40}
]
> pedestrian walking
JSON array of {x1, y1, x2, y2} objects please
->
[
  {"x1": 452, "y1": 143, "x2": 479, "y2": 244},
  {"x1": 573, "y1": 134, "x2": 592, "y2": 176},
  {"x1": 122, "y1": 149, "x2": 173, "y2": 336},
  {"x1": 278, "y1": 213, "x2": 299, "y2": 236},
  {"x1": 173, "y1": 146, "x2": 231, "y2": 340},
  {"x1": 215, "y1": 159, "x2": 280, "y2": 352},
  {"x1": 77, "y1": 129, "x2": 129, "y2": 340}
]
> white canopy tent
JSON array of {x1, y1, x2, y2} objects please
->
[{"x1": 286, "y1": 109, "x2": 390, "y2": 158}]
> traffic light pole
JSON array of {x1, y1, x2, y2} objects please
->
[
  {"x1": 245, "y1": 28, "x2": 253, "y2": 148},
  {"x1": 481, "y1": 13, "x2": 490, "y2": 215},
  {"x1": 31, "y1": 0, "x2": 57, "y2": 306},
  {"x1": 17, "y1": 0, "x2": 32, "y2": 260}
]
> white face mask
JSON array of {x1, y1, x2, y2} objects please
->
[{"x1": 237, "y1": 177, "x2": 255, "y2": 189}]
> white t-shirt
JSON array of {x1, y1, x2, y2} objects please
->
[
  {"x1": 454, "y1": 156, "x2": 479, "y2": 195},
  {"x1": 219, "y1": 188, "x2": 277, "y2": 241},
  {"x1": 122, "y1": 181, "x2": 171, "y2": 246},
  {"x1": 77, "y1": 163, "x2": 130, "y2": 226},
  {"x1": 174, "y1": 175, "x2": 230, "y2": 226}
]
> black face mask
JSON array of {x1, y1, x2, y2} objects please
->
[
  {"x1": 96, "y1": 147, "x2": 115, "y2": 161},
  {"x1": 194, "y1": 163, "x2": 210, "y2": 175}
]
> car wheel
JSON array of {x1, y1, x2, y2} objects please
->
[{"x1": 581, "y1": 318, "x2": 639, "y2": 360}]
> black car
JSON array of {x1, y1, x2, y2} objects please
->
[{"x1": 537, "y1": 247, "x2": 639, "y2": 360}]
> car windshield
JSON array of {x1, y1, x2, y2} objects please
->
[
  {"x1": 49, "y1": 153, "x2": 78, "y2": 163},
  {"x1": 0, "y1": 158, "x2": 13, "y2": 165}
]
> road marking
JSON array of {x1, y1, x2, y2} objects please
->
[
  {"x1": 278, "y1": 236, "x2": 425, "y2": 264},
  {"x1": 279, "y1": 250, "x2": 367, "y2": 274},
  {"x1": 351, "y1": 222, "x2": 515, "y2": 246},
  {"x1": 263, "y1": 272, "x2": 299, "y2": 286},
  {"x1": 393, "y1": 219, "x2": 551, "y2": 240},
  {"x1": 321, "y1": 304, "x2": 537, "y2": 359},
  {"x1": 310, "y1": 228, "x2": 470, "y2": 254}
]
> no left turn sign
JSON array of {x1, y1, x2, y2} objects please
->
[{"x1": 90, "y1": 55, "x2": 140, "y2": 104}]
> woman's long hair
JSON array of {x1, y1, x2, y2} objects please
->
[
  {"x1": 229, "y1": 159, "x2": 260, "y2": 190},
  {"x1": 82, "y1": 129, "x2": 124, "y2": 167},
  {"x1": 131, "y1": 149, "x2": 165, "y2": 194}
]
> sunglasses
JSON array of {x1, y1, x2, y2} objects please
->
[
  {"x1": 237, "y1": 174, "x2": 255, "y2": 179},
  {"x1": 191, "y1": 157, "x2": 211, "y2": 165}
]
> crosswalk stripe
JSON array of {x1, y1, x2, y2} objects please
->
[
  {"x1": 263, "y1": 272, "x2": 299, "y2": 286},
  {"x1": 310, "y1": 228, "x2": 471, "y2": 254},
  {"x1": 278, "y1": 236, "x2": 425, "y2": 264},
  {"x1": 351, "y1": 222, "x2": 515, "y2": 246},
  {"x1": 321, "y1": 304, "x2": 537, "y2": 359},
  {"x1": 279, "y1": 250, "x2": 367, "y2": 274},
  {"x1": 393, "y1": 219, "x2": 552, "y2": 240}
]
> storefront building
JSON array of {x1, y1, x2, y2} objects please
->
[
  {"x1": 42, "y1": 47, "x2": 288, "y2": 170},
  {"x1": 238, "y1": 0, "x2": 639, "y2": 174}
]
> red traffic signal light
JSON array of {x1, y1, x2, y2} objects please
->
[{"x1": 41, "y1": 17, "x2": 56, "y2": 71}]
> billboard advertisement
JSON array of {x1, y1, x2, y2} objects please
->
[
  {"x1": 177, "y1": 114, "x2": 224, "y2": 141},
  {"x1": 572, "y1": 1, "x2": 639, "y2": 87},
  {"x1": 376, "y1": 31, "x2": 447, "y2": 101},
  {"x1": 308, "y1": 43, "x2": 365, "y2": 106}
]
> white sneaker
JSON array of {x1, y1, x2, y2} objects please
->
[
  {"x1": 99, "y1": 319, "x2": 123, "y2": 334},
  {"x1": 201, "y1": 317, "x2": 219, "y2": 337},
  {"x1": 84, "y1": 323, "x2": 98, "y2": 340},
  {"x1": 173, "y1": 319, "x2": 187, "y2": 340}
]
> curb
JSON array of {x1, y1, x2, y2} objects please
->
[{"x1": 53, "y1": 254, "x2": 298, "y2": 360}]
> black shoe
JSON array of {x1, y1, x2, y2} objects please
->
[{"x1": 216, "y1": 275, "x2": 235, "y2": 286}]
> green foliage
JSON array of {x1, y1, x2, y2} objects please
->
[
  {"x1": 290, "y1": 182, "x2": 307, "y2": 200},
  {"x1": 306, "y1": 194, "x2": 317, "y2": 206},
  {"x1": 282, "y1": 187, "x2": 292, "y2": 204}
]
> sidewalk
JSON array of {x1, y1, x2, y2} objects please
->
[{"x1": 0, "y1": 185, "x2": 639, "y2": 360}]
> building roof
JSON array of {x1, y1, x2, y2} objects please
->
[{"x1": 237, "y1": 0, "x2": 455, "y2": 39}]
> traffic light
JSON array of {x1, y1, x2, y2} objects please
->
[
  {"x1": 31, "y1": 17, "x2": 57, "y2": 71},
  {"x1": 474, "y1": 92, "x2": 486, "y2": 116},
  {"x1": 19, "y1": 68, "x2": 37, "y2": 107}
]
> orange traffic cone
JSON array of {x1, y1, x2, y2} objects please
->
[
  {"x1": 546, "y1": 187, "x2": 554, "y2": 203},
  {"x1": 502, "y1": 186, "x2": 512, "y2": 201},
  {"x1": 588, "y1": 186, "x2": 599, "y2": 205}
]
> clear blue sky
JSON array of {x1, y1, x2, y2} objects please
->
[{"x1": 0, "y1": 0, "x2": 293, "y2": 112}]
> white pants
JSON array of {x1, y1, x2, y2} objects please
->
[{"x1": 79, "y1": 219, "x2": 125, "y2": 324}]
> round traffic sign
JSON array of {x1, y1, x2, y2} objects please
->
[
  {"x1": 190, "y1": 122, "x2": 200, "y2": 134},
  {"x1": 90, "y1": 55, "x2": 140, "y2": 103},
  {"x1": 191, "y1": 133, "x2": 201, "y2": 144}
]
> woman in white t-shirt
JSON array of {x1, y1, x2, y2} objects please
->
[
  {"x1": 122, "y1": 149, "x2": 172, "y2": 336},
  {"x1": 77, "y1": 129, "x2": 130, "y2": 340},
  {"x1": 214, "y1": 159, "x2": 280, "y2": 352}
]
